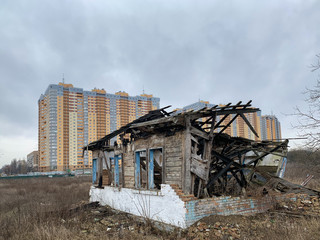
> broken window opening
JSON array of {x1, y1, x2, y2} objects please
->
[
  {"x1": 135, "y1": 150, "x2": 147, "y2": 189},
  {"x1": 101, "y1": 151, "x2": 114, "y2": 186},
  {"x1": 114, "y1": 155, "x2": 122, "y2": 187},
  {"x1": 149, "y1": 148, "x2": 163, "y2": 190},
  {"x1": 92, "y1": 158, "x2": 97, "y2": 184}
]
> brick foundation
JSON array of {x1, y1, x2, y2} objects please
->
[
  {"x1": 90, "y1": 184, "x2": 316, "y2": 229},
  {"x1": 170, "y1": 184, "x2": 314, "y2": 226}
]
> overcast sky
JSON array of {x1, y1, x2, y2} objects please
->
[{"x1": 1, "y1": 0, "x2": 320, "y2": 167}]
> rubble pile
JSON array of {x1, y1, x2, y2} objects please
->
[
  {"x1": 62, "y1": 200, "x2": 320, "y2": 239},
  {"x1": 276, "y1": 195, "x2": 320, "y2": 216},
  {"x1": 187, "y1": 221, "x2": 241, "y2": 240}
]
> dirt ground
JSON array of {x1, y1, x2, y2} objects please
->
[
  {"x1": 1, "y1": 177, "x2": 320, "y2": 240},
  {"x1": 63, "y1": 201, "x2": 320, "y2": 240}
]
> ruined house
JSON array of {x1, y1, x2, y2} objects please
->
[{"x1": 85, "y1": 101, "x2": 297, "y2": 228}]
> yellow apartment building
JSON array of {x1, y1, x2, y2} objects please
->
[{"x1": 38, "y1": 83, "x2": 160, "y2": 172}]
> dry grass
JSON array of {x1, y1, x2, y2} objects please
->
[
  {"x1": 0, "y1": 177, "x2": 91, "y2": 240},
  {"x1": 0, "y1": 177, "x2": 175, "y2": 240},
  {"x1": 199, "y1": 213, "x2": 320, "y2": 240},
  {"x1": 285, "y1": 150, "x2": 320, "y2": 190},
  {"x1": 285, "y1": 163, "x2": 320, "y2": 191},
  {"x1": 1, "y1": 172, "x2": 320, "y2": 239}
]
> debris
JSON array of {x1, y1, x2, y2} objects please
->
[{"x1": 301, "y1": 175, "x2": 314, "y2": 186}]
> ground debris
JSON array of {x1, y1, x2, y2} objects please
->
[
  {"x1": 188, "y1": 221, "x2": 241, "y2": 240},
  {"x1": 72, "y1": 200, "x2": 320, "y2": 240},
  {"x1": 273, "y1": 195, "x2": 320, "y2": 218}
]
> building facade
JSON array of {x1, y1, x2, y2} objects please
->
[
  {"x1": 38, "y1": 83, "x2": 160, "y2": 172},
  {"x1": 261, "y1": 115, "x2": 282, "y2": 141},
  {"x1": 27, "y1": 151, "x2": 39, "y2": 172},
  {"x1": 179, "y1": 101, "x2": 280, "y2": 141}
]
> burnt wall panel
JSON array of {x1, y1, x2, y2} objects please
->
[
  {"x1": 123, "y1": 145, "x2": 135, "y2": 188},
  {"x1": 121, "y1": 131, "x2": 184, "y2": 189},
  {"x1": 165, "y1": 131, "x2": 183, "y2": 187}
]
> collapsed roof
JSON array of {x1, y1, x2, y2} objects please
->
[{"x1": 85, "y1": 101, "x2": 289, "y2": 197}]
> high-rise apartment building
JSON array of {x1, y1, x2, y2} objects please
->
[
  {"x1": 179, "y1": 101, "x2": 280, "y2": 141},
  {"x1": 38, "y1": 83, "x2": 160, "y2": 172},
  {"x1": 27, "y1": 151, "x2": 39, "y2": 171},
  {"x1": 261, "y1": 115, "x2": 281, "y2": 141}
]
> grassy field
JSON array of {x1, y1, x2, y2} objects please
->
[
  {"x1": 0, "y1": 165, "x2": 320, "y2": 239},
  {"x1": 285, "y1": 149, "x2": 320, "y2": 190},
  {"x1": 0, "y1": 177, "x2": 92, "y2": 240}
]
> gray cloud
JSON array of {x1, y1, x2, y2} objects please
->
[{"x1": 1, "y1": 0, "x2": 320, "y2": 165}]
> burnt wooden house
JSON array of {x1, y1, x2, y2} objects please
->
[{"x1": 85, "y1": 101, "x2": 288, "y2": 198}]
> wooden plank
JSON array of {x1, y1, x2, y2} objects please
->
[
  {"x1": 166, "y1": 161, "x2": 182, "y2": 167},
  {"x1": 190, "y1": 158, "x2": 208, "y2": 180},
  {"x1": 190, "y1": 135, "x2": 199, "y2": 144},
  {"x1": 124, "y1": 166, "x2": 135, "y2": 171},
  {"x1": 239, "y1": 113, "x2": 259, "y2": 137},
  {"x1": 197, "y1": 179, "x2": 202, "y2": 198},
  {"x1": 125, "y1": 183, "x2": 135, "y2": 188},
  {"x1": 215, "y1": 108, "x2": 258, "y2": 116},
  {"x1": 190, "y1": 126, "x2": 209, "y2": 140},
  {"x1": 184, "y1": 116, "x2": 192, "y2": 194},
  {"x1": 124, "y1": 176, "x2": 135, "y2": 186},
  {"x1": 166, "y1": 154, "x2": 182, "y2": 160},
  {"x1": 162, "y1": 146, "x2": 166, "y2": 184},
  {"x1": 214, "y1": 114, "x2": 229, "y2": 130},
  {"x1": 165, "y1": 147, "x2": 182, "y2": 153},
  {"x1": 166, "y1": 153, "x2": 182, "y2": 159},
  {"x1": 124, "y1": 167, "x2": 134, "y2": 176},
  {"x1": 191, "y1": 154, "x2": 207, "y2": 163},
  {"x1": 166, "y1": 172, "x2": 182, "y2": 178},
  {"x1": 165, "y1": 152, "x2": 182, "y2": 158},
  {"x1": 166, "y1": 166, "x2": 182, "y2": 173},
  {"x1": 124, "y1": 162, "x2": 134, "y2": 167},
  {"x1": 167, "y1": 175, "x2": 181, "y2": 180},
  {"x1": 102, "y1": 151, "x2": 113, "y2": 182},
  {"x1": 165, "y1": 141, "x2": 183, "y2": 147},
  {"x1": 130, "y1": 115, "x2": 179, "y2": 128},
  {"x1": 166, "y1": 140, "x2": 183, "y2": 145},
  {"x1": 166, "y1": 157, "x2": 182, "y2": 163},
  {"x1": 191, "y1": 174, "x2": 195, "y2": 195},
  {"x1": 165, "y1": 146, "x2": 182, "y2": 151},
  {"x1": 181, "y1": 133, "x2": 185, "y2": 192},
  {"x1": 202, "y1": 112, "x2": 216, "y2": 185},
  {"x1": 165, "y1": 150, "x2": 182, "y2": 156},
  {"x1": 206, "y1": 161, "x2": 233, "y2": 188},
  {"x1": 98, "y1": 154, "x2": 103, "y2": 187},
  {"x1": 166, "y1": 177, "x2": 181, "y2": 182},
  {"x1": 218, "y1": 114, "x2": 239, "y2": 135},
  {"x1": 124, "y1": 176, "x2": 134, "y2": 180}
]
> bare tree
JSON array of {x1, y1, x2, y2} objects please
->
[{"x1": 294, "y1": 55, "x2": 320, "y2": 149}]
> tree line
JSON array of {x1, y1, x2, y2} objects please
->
[{"x1": 0, "y1": 159, "x2": 32, "y2": 175}]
